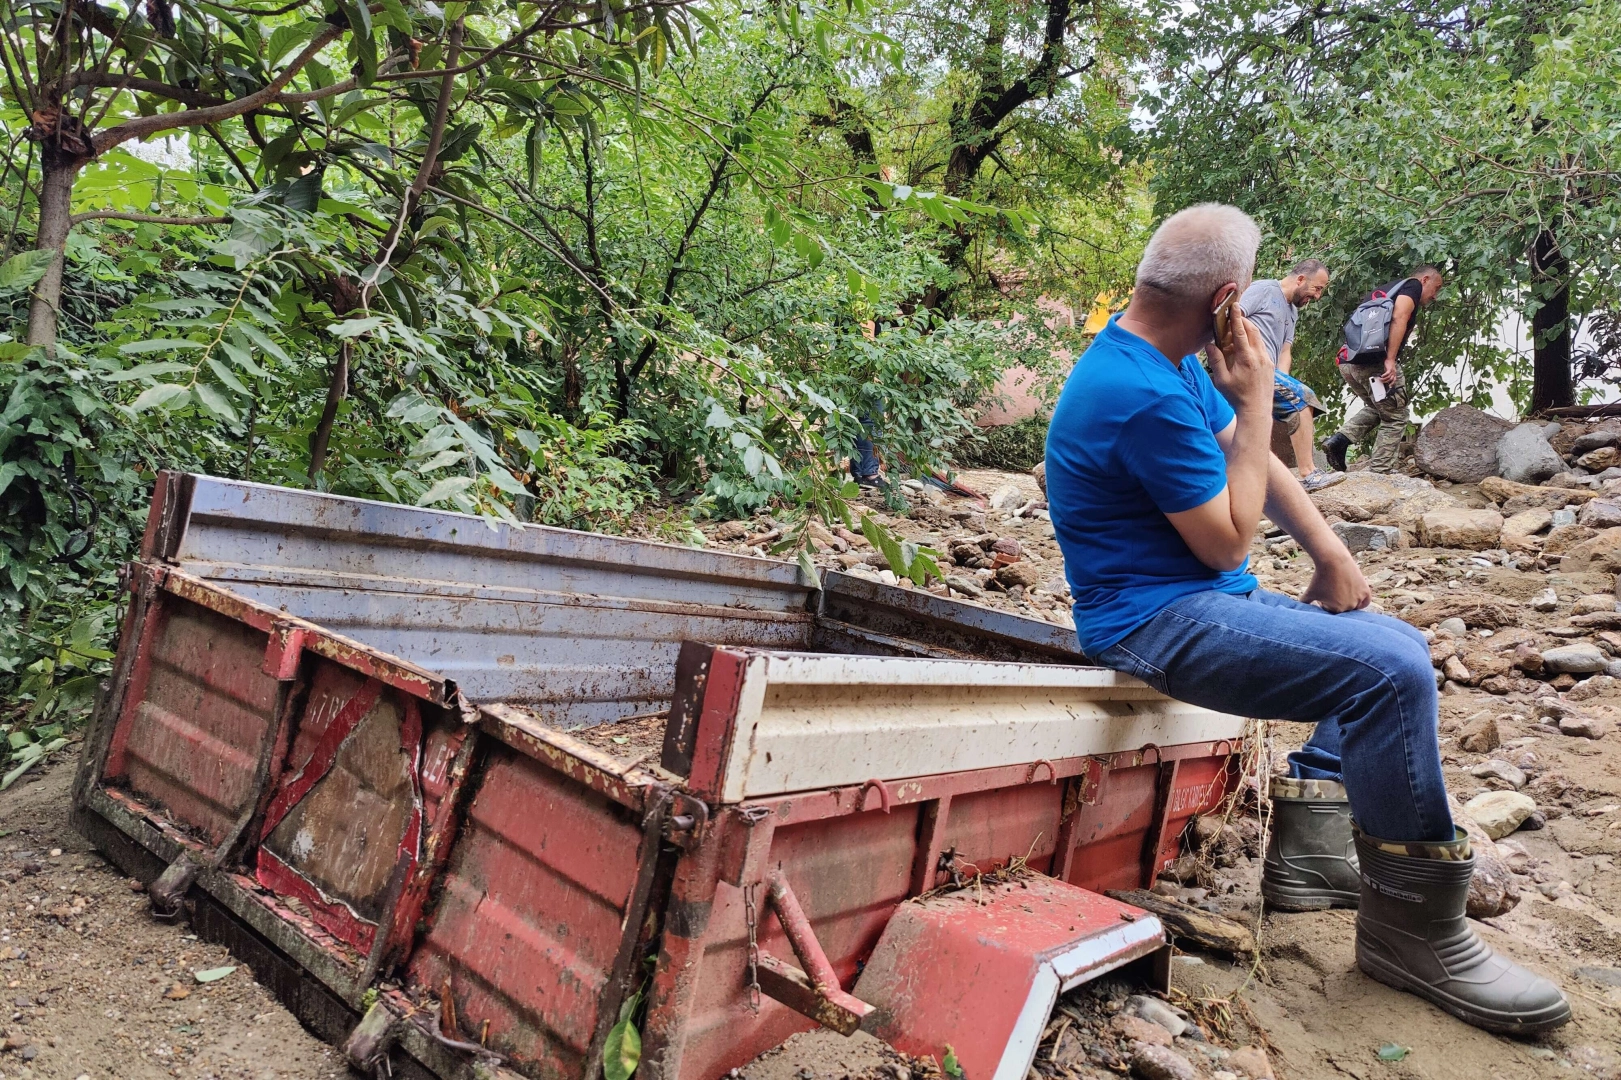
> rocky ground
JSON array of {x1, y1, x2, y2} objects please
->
[{"x1": 9, "y1": 416, "x2": 1621, "y2": 1080}]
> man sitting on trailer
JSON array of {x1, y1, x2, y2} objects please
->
[{"x1": 1043, "y1": 203, "x2": 1569, "y2": 1036}]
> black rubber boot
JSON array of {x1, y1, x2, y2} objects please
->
[
  {"x1": 1355, "y1": 827, "x2": 1571, "y2": 1035},
  {"x1": 1322, "y1": 432, "x2": 1352, "y2": 474},
  {"x1": 1261, "y1": 777, "x2": 1360, "y2": 911}
]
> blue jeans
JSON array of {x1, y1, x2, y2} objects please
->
[
  {"x1": 850, "y1": 417, "x2": 881, "y2": 481},
  {"x1": 1096, "y1": 588, "x2": 1453, "y2": 843}
]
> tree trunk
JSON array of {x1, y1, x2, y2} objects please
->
[
  {"x1": 307, "y1": 342, "x2": 350, "y2": 479},
  {"x1": 25, "y1": 160, "x2": 81, "y2": 348},
  {"x1": 1530, "y1": 229, "x2": 1573, "y2": 413}
]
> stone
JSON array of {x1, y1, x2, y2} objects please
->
[
  {"x1": 1127, "y1": 995, "x2": 1187, "y2": 1038},
  {"x1": 712, "y1": 520, "x2": 749, "y2": 542},
  {"x1": 1514, "y1": 642, "x2": 1545, "y2": 674},
  {"x1": 991, "y1": 536, "x2": 1022, "y2": 557},
  {"x1": 1553, "y1": 508, "x2": 1579, "y2": 527},
  {"x1": 1501, "y1": 509, "x2": 1555, "y2": 552},
  {"x1": 1451, "y1": 800, "x2": 1522, "y2": 918},
  {"x1": 1498, "y1": 423, "x2": 1568, "y2": 484},
  {"x1": 1437, "y1": 617, "x2": 1468, "y2": 636},
  {"x1": 1130, "y1": 1044, "x2": 1199, "y2": 1080},
  {"x1": 1561, "y1": 528, "x2": 1621, "y2": 573},
  {"x1": 1418, "y1": 508, "x2": 1504, "y2": 549},
  {"x1": 1331, "y1": 521, "x2": 1400, "y2": 553},
  {"x1": 1573, "y1": 610, "x2": 1621, "y2": 629},
  {"x1": 1470, "y1": 759, "x2": 1528, "y2": 789},
  {"x1": 1403, "y1": 595, "x2": 1519, "y2": 630},
  {"x1": 1530, "y1": 587, "x2": 1560, "y2": 612},
  {"x1": 1559, "y1": 712, "x2": 1611, "y2": 738},
  {"x1": 1226, "y1": 1047, "x2": 1275, "y2": 1080},
  {"x1": 988, "y1": 485, "x2": 1023, "y2": 511},
  {"x1": 1541, "y1": 643, "x2": 1607, "y2": 674},
  {"x1": 994, "y1": 562, "x2": 1044, "y2": 589},
  {"x1": 944, "y1": 574, "x2": 983, "y2": 598},
  {"x1": 1579, "y1": 446, "x2": 1621, "y2": 472},
  {"x1": 1463, "y1": 790, "x2": 1538, "y2": 839},
  {"x1": 1572, "y1": 593, "x2": 1618, "y2": 615},
  {"x1": 1572, "y1": 431, "x2": 1621, "y2": 455},
  {"x1": 1415, "y1": 405, "x2": 1512, "y2": 482},
  {"x1": 1578, "y1": 499, "x2": 1621, "y2": 529},
  {"x1": 1031, "y1": 460, "x2": 1046, "y2": 494},
  {"x1": 1111, "y1": 1014, "x2": 1173, "y2": 1048},
  {"x1": 1457, "y1": 715, "x2": 1501, "y2": 753}
]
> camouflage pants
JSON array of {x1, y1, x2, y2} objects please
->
[{"x1": 1338, "y1": 362, "x2": 1409, "y2": 473}]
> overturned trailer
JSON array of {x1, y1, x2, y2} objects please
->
[{"x1": 73, "y1": 473, "x2": 1245, "y2": 1080}]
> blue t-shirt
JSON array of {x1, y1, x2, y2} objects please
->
[{"x1": 1046, "y1": 315, "x2": 1258, "y2": 655}]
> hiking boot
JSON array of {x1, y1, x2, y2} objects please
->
[
  {"x1": 1262, "y1": 777, "x2": 1360, "y2": 911},
  {"x1": 1354, "y1": 826, "x2": 1571, "y2": 1035},
  {"x1": 1322, "y1": 432, "x2": 1352, "y2": 473},
  {"x1": 1301, "y1": 469, "x2": 1346, "y2": 493}
]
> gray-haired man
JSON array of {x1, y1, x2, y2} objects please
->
[{"x1": 1045, "y1": 204, "x2": 1567, "y2": 1036}]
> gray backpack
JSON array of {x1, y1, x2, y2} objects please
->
[{"x1": 1339, "y1": 281, "x2": 1408, "y2": 363}]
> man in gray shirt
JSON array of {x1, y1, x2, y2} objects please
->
[{"x1": 1241, "y1": 260, "x2": 1343, "y2": 492}]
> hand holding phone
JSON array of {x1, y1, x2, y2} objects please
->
[{"x1": 1213, "y1": 293, "x2": 1236, "y2": 353}]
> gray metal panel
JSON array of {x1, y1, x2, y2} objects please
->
[
  {"x1": 170, "y1": 476, "x2": 814, "y2": 613},
  {"x1": 213, "y1": 581, "x2": 812, "y2": 712},
  {"x1": 819, "y1": 571, "x2": 1085, "y2": 663}
]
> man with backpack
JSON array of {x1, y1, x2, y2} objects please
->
[{"x1": 1322, "y1": 267, "x2": 1444, "y2": 473}]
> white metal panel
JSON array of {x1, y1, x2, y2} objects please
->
[{"x1": 717, "y1": 653, "x2": 1245, "y2": 801}]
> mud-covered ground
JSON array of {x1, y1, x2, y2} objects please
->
[{"x1": 6, "y1": 460, "x2": 1621, "y2": 1080}]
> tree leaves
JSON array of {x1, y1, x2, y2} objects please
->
[{"x1": 0, "y1": 251, "x2": 56, "y2": 292}]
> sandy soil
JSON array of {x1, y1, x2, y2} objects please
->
[{"x1": 0, "y1": 760, "x2": 342, "y2": 1080}]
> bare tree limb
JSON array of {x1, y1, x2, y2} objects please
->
[{"x1": 68, "y1": 210, "x2": 231, "y2": 225}]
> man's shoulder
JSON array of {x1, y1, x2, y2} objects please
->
[{"x1": 1241, "y1": 279, "x2": 1283, "y2": 305}]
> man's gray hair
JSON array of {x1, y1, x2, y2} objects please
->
[{"x1": 1135, "y1": 204, "x2": 1262, "y2": 300}]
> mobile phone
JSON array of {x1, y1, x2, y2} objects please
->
[{"x1": 1213, "y1": 293, "x2": 1236, "y2": 350}]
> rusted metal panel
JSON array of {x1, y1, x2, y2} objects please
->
[
  {"x1": 258, "y1": 665, "x2": 420, "y2": 953},
  {"x1": 106, "y1": 595, "x2": 282, "y2": 844},
  {"x1": 406, "y1": 741, "x2": 649, "y2": 1079}
]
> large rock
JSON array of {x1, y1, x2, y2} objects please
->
[
  {"x1": 1402, "y1": 595, "x2": 1520, "y2": 629},
  {"x1": 1331, "y1": 521, "x2": 1400, "y2": 553},
  {"x1": 1415, "y1": 405, "x2": 1513, "y2": 482},
  {"x1": 1480, "y1": 475, "x2": 1595, "y2": 515},
  {"x1": 1580, "y1": 446, "x2": 1621, "y2": 472},
  {"x1": 1541, "y1": 642, "x2": 1607, "y2": 673},
  {"x1": 1501, "y1": 509, "x2": 1554, "y2": 552},
  {"x1": 1578, "y1": 499, "x2": 1621, "y2": 529},
  {"x1": 1451, "y1": 798, "x2": 1522, "y2": 918},
  {"x1": 1462, "y1": 790, "x2": 1537, "y2": 840},
  {"x1": 1497, "y1": 423, "x2": 1567, "y2": 484},
  {"x1": 1561, "y1": 527, "x2": 1621, "y2": 573},
  {"x1": 1546, "y1": 523, "x2": 1599, "y2": 555},
  {"x1": 1572, "y1": 430, "x2": 1621, "y2": 455},
  {"x1": 1417, "y1": 507, "x2": 1503, "y2": 549}
]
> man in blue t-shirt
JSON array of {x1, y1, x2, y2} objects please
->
[{"x1": 1044, "y1": 204, "x2": 1566, "y2": 1035}]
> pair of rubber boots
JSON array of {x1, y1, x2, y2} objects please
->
[{"x1": 1260, "y1": 776, "x2": 1569, "y2": 1035}]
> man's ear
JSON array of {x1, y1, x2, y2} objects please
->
[{"x1": 1212, "y1": 282, "x2": 1239, "y2": 313}]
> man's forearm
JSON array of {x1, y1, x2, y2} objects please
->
[
  {"x1": 1264, "y1": 454, "x2": 1343, "y2": 559},
  {"x1": 1226, "y1": 408, "x2": 1274, "y2": 539}
]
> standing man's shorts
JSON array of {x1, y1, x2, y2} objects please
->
[{"x1": 1273, "y1": 370, "x2": 1325, "y2": 426}]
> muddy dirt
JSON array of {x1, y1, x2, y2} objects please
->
[
  {"x1": 0, "y1": 759, "x2": 342, "y2": 1080},
  {"x1": 9, "y1": 462, "x2": 1621, "y2": 1079}
]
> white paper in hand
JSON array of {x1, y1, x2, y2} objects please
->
[{"x1": 1370, "y1": 378, "x2": 1387, "y2": 403}]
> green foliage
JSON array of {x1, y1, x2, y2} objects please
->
[
  {"x1": 954, "y1": 415, "x2": 1049, "y2": 472},
  {"x1": 860, "y1": 513, "x2": 943, "y2": 586},
  {"x1": 941, "y1": 1045, "x2": 965, "y2": 1080},
  {"x1": 604, "y1": 990, "x2": 644, "y2": 1080},
  {"x1": 1146, "y1": 0, "x2": 1621, "y2": 413}
]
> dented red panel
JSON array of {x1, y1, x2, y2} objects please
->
[
  {"x1": 407, "y1": 742, "x2": 646, "y2": 1078},
  {"x1": 106, "y1": 596, "x2": 281, "y2": 844}
]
